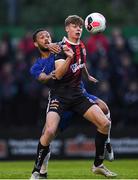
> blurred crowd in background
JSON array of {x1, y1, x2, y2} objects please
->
[{"x1": 0, "y1": 27, "x2": 137, "y2": 129}]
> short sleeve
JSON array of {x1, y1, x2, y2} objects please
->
[
  {"x1": 54, "y1": 50, "x2": 66, "y2": 62},
  {"x1": 30, "y1": 61, "x2": 43, "y2": 79}
]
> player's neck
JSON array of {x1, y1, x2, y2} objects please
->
[
  {"x1": 41, "y1": 51, "x2": 51, "y2": 58},
  {"x1": 64, "y1": 36, "x2": 80, "y2": 45},
  {"x1": 69, "y1": 37, "x2": 79, "y2": 43}
]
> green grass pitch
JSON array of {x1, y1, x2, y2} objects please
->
[{"x1": 0, "y1": 159, "x2": 138, "y2": 179}]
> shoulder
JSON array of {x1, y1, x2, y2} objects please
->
[
  {"x1": 33, "y1": 57, "x2": 42, "y2": 64},
  {"x1": 54, "y1": 50, "x2": 66, "y2": 61},
  {"x1": 30, "y1": 57, "x2": 47, "y2": 70},
  {"x1": 30, "y1": 58, "x2": 41, "y2": 68}
]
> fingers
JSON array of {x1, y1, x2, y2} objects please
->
[
  {"x1": 62, "y1": 45, "x2": 69, "y2": 51},
  {"x1": 93, "y1": 78, "x2": 99, "y2": 83},
  {"x1": 48, "y1": 43, "x2": 61, "y2": 53},
  {"x1": 64, "y1": 48, "x2": 74, "y2": 58},
  {"x1": 50, "y1": 71, "x2": 56, "y2": 79},
  {"x1": 89, "y1": 76, "x2": 99, "y2": 83},
  {"x1": 63, "y1": 45, "x2": 74, "y2": 53}
]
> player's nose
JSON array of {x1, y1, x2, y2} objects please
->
[
  {"x1": 76, "y1": 26, "x2": 82, "y2": 32},
  {"x1": 45, "y1": 37, "x2": 50, "y2": 43}
]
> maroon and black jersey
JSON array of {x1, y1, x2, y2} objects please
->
[
  {"x1": 54, "y1": 37, "x2": 86, "y2": 88},
  {"x1": 48, "y1": 37, "x2": 95, "y2": 116}
]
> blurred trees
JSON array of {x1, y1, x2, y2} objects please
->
[
  {"x1": 20, "y1": 0, "x2": 88, "y2": 27},
  {"x1": 0, "y1": 0, "x2": 138, "y2": 26},
  {"x1": 0, "y1": 0, "x2": 7, "y2": 25}
]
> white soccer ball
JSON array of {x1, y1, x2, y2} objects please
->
[{"x1": 85, "y1": 12, "x2": 106, "y2": 34}]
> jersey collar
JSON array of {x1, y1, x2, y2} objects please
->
[{"x1": 62, "y1": 36, "x2": 80, "y2": 45}]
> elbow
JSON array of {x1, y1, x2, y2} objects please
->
[
  {"x1": 55, "y1": 72, "x2": 64, "y2": 80},
  {"x1": 38, "y1": 73, "x2": 49, "y2": 82},
  {"x1": 55, "y1": 74, "x2": 63, "y2": 80},
  {"x1": 38, "y1": 78, "x2": 46, "y2": 83},
  {"x1": 38, "y1": 76, "x2": 45, "y2": 81},
  {"x1": 38, "y1": 76, "x2": 48, "y2": 83}
]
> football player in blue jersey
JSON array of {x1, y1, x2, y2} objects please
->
[
  {"x1": 30, "y1": 29, "x2": 75, "y2": 179},
  {"x1": 30, "y1": 27, "x2": 115, "y2": 179},
  {"x1": 31, "y1": 29, "x2": 74, "y2": 84}
]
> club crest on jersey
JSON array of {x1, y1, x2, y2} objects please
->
[{"x1": 70, "y1": 62, "x2": 85, "y2": 73}]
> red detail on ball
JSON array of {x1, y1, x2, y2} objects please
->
[{"x1": 91, "y1": 21, "x2": 100, "y2": 27}]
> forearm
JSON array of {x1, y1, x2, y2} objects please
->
[
  {"x1": 38, "y1": 72, "x2": 52, "y2": 83},
  {"x1": 83, "y1": 65, "x2": 90, "y2": 78},
  {"x1": 55, "y1": 57, "x2": 72, "y2": 79}
]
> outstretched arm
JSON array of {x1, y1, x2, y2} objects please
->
[
  {"x1": 47, "y1": 43, "x2": 61, "y2": 54},
  {"x1": 31, "y1": 45, "x2": 73, "y2": 83},
  {"x1": 38, "y1": 71, "x2": 56, "y2": 83},
  {"x1": 38, "y1": 45, "x2": 74, "y2": 82},
  {"x1": 83, "y1": 64, "x2": 98, "y2": 83},
  {"x1": 54, "y1": 45, "x2": 74, "y2": 80},
  {"x1": 30, "y1": 60, "x2": 56, "y2": 83}
]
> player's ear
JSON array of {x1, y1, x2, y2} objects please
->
[
  {"x1": 65, "y1": 26, "x2": 69, "y2": 33},
  {"x1": 34, "y1": 42, "x2": 38, "y2": 47}
]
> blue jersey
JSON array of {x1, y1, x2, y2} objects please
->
[{"x1": 30, "y1": 54, "x2": 55, "y2": 79}]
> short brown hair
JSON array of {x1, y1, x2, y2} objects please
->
[{"x1": 65, "y1": 15, "x2": 84, "y2": 27}]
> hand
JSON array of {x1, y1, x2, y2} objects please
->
[
  {"x1": 88, "y1": 75, "x2": 98, "y2": 83},
  {"x1": 63, "y1": 45, "x2": 74, "y2": 59},
  {"x1": 50, "y1": 70, "x2": 56, "y2": 79},
  {"x1": 47, "y1": 43, "x2": 61, "y2": 54}
]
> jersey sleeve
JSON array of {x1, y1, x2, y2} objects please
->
[
  {"x1": 30, "y1": 61, "x2": 43, "y2": 79},
  {"x1": 54, "y1": 49, "x2": 66, "y2": 62}
]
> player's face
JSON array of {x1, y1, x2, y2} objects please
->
[
  {"x1": 65, "y1": 23, "x2": 83, "y2": 42},
  {"x1": 35, "y1": 31, "x2": 52, "y2": 51}
]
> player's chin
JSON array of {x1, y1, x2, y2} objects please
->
[
  {"x1": 44, "y1": 42, "x2": 49, "y2": 46},
  {"x1": 40, "y1": 46, "x2": 49, "y2": 52},
  {"x1": 75, "y1": 33, "x2": 81, "y2": 39}
]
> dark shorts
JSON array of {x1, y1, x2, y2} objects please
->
[{"x1": 47, "y1": 88, "x2": 95, "y2": 117}]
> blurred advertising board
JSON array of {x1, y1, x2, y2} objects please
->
[{"x1": 1, "y1": 134, "x2": 138, "y2": 160}]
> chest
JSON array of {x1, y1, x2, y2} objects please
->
[{"x1": 42, "y1": 58, "x2": 55, "y2": 74}]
